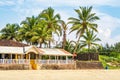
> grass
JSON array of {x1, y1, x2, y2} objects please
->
[{"x1": 99, "y1": 55, "x2": 120, "y2": 69}]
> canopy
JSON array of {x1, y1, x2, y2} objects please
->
[{"x1": 0, "y1": 46, "x2": 73, "y2": 56}]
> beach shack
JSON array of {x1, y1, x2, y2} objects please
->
[{"x1": 0, "y1": 40, "x2": 73, "y2": 69}]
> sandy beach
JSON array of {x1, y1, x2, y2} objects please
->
[{"x1": 0, "y1": 70, "x2": 119, "y2": 80}]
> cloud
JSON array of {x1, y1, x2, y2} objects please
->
[
  {"x1": 35, "y1": 0, "x2": 120, "y2": 7},
  {"x1": 0, "y1": 0, "x2": 15, "y2": 6},
  {"x1": 96, "y1": 11, "x2": 120, "y2": 45},
  {"x1": 1, "y1": 0, "x2": 120, "y2": 45},
  {"x1": 0, "y1": 0, "x2": 25, "y2": 6}
]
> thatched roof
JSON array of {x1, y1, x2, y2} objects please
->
[{"x1": 0, "y1": 40, "x2": 28, "y2": 47}]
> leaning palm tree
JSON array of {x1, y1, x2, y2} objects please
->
[
  {"x1": 80, "y1": 30, "x2": 101, "y2": 52},
  {"x1": 0, "y1": 23, "x2": 20, "y2": 41},
  {"x1": 68, "y1": 6, "x2": 100, "y2": 53},
  {"x1": 39, "y1": 7, "x2": 62, "y2": 48}
]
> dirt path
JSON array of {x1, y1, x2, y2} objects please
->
[{"x1": 0, "y1": 70, "x2": 120, "y2": 80}]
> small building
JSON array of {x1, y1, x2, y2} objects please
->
[{"x1": 0, "y1": 40, "x2": 73, "y2": 69}]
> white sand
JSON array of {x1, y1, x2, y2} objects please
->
[{"x1": 0, "y1": 70, "x2": 120, "y2": 80}]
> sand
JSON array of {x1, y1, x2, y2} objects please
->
[{"x1": 0, "y1": 70, "x2": 120, "y2": 80}]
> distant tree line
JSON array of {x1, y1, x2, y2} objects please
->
[{"x1": 99, "y1": 42, "x2": 120, "y2": 58}]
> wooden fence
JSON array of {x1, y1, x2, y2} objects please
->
[{"x1": 76, "y1": 53, "x2": 99, "y2": 61}]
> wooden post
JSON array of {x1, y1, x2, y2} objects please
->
[
  {"x1": 29, "y1": 54, "x2": 30, "y2": 64},
  {"x1": 54, "y1": 56, "x2": 56, "y2": 64},
  {"x1": 66, "y1": 56, "x2": 68, "y2": 64},
  {"x1": 21, "y1": 54, "x2": 23, "y2": 59},
  {"x1": 10, "y1": 54, "x2": 12, "y2": 59},
  {"x1": 2, "y1": 54, "x2": 5, "y2": 59},
  {"x1": 2, "y1": 54, "x2": 5, "y2": 64},
  {"x1": 57, "y1": 56, "x2": 58, "y2": 64},
  {"x1": 10, "y1": 54, "x2": 12, "y2": 64},
  {"x1": 15, "y1": 54, "x2": 17, "y2": 59}
]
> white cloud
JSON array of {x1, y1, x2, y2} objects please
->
[
  {"x1": 0, "y1": 0, "x2": 15, "y2": 6},
  {"x1": 0, "y1": 0, "x2": 25, "y2": 6},
  {"x1": 1, "y1": 0, "x2": 120, "y2": 45},
  {"x1": 35, "y1": 0, "x2": 120, "y2": 7},
  {"x1": 96, "y1": 11, "x2": 120, "y2": 45}
]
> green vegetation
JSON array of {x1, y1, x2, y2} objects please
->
[
  {"x1": 99, "y1": 42, "x2": 120, "y2": 69},
  {"x1": 0, "y1": 6, "x2": 120, "y2": 69},
  {"x1": 99, "y1": 55, "x2": 120, "y2": 69},
  {"x1": 0, "y1": 6, "x2": 100, "y2": 51},
  {"x1": 68, "y1": 6, "x2": 99, "y2": 53}
]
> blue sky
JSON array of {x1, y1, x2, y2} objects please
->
[{"x1": 0, "y1": 0, "x2": 120, "y2": 45}]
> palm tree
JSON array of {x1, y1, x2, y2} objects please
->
[
  {"x1": 39, "y1": 7, "x2": 62, "y2": 48},
  {"x1": 31, "y1": 20, "x2": 53, "y2": 48},
  {"x1": 68, "y1": 6, "x2": 100, "y2": 53},
  {"x1": 0, "y1": 23, "x2": 20, "y2": 40},
  {"x1": 80, "y1": 30, "x2": 101, "y2": 52},
  {"x1": 64, "y1": 40, "x2": 81, "y2": 54},
  {"x1": 19, "y1": 16, "x2": 37, "y2": 44},
  {"x1": 60, "y1": 20, "x2": 68, "y2": 49}
]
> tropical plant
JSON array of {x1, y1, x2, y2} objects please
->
[
  {"x1": 0, "y1": 23, "x2": 20, "y2": 41},
  {"x1": 31, "y1": 20, "x2": 53, "y2": 48},
  {"x1": 39, "y1": 7, "x2": 62, "y2": 48},
  {"x1": 80, "y1": 30, "x2": 101, "y2": 52},
  {"x1": 68, "y1": 6, "x2": 100, "y2": 53},
  {"x1": 60, "y1": 20, "x2": 68, "y2": 49},
  {"x1": 19, "y1": 16, "x2": 37, "y2": 44}
]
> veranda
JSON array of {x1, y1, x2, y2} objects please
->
[{"x1": 0, "y1": 46, "x2": 74, "y2": 67}]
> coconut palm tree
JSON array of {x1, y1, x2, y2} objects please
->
[
  {"x1": 68, "y1": 6, "x2": 100, "y2": 53},
  {"x1": 60, "y1": 20, "x2": 68, "y2": 49},
  {"x1": 0, "y1": 23, "x2": 20, "y2": 40},
  {"x1": 19, "y1": 16, "x2": 37, "y2": 44},
  {"x1": 39, "y1": 7, "x2": 62, "y2": 48},
  {"x1": 31, "y1": 20, "x2": 53, "y2": 48},
  {"x1": 80, "y1": 30, "x2": 101, "y2": 52}
]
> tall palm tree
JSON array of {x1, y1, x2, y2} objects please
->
[
  {"x1": 0, "y1": 23, "x2": 20, "y2": 40},
  {"x1": 39, "y1": 7, "x2": 62, "y2": 48},
  {"x1": 80, "y1": 30, "x2": 101, "y2": 52},
  {"x1": 68, "y1": 6, "x2": 100, "y2": 53},
  {"x1": 19, "y1": 16, "x2": 37, "y2": 44},
  {"x1": 60, "y1": 20, "x2": 68, "y2": 49}
]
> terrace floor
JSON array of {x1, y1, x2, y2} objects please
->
[{"x1": 0, "y1": 70, "x2": 120, "y2": 80}]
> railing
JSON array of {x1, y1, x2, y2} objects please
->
[
  {"x1": 0, "y1": 59, "x2": 74, "y2": 64},
  {"x1": 36, "y1": 60, "x2": 74, "y2": 64},
  {"x1": 0, "y1": 59, "x2": 30, "y2": 64}
]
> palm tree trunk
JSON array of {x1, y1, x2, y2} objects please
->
[
  {"x1": 39, "y1": 43, "x2": 42, "y2": 48},
  {"x1": 88, "y1": 44, "x2": 90, "y2": 53},
  {"x1": 48, "y1": 41, "x2": 51, "y2": 48},
  {"x1": 62, "y1": 30, "x2": 66, "y2": 49},
  {"x1": 73, "y1": 35, "x2": 81, "y2": 53}
]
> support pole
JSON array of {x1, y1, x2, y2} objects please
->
[
  {"x1": 15, "y1": 54, "x2": 17, "y2": 59},
  {"x1": 10, "y1": 54, "x2": 12, "y2": 59},
  {"x1": 10, "y1": 54, "x2": 12, "y2": 64},
  {"x1": 66, "y1": 56, "x2": 68, "y2": 64},
  {"x1": 2, "y1": 54, "x2": 5, "y2": 59},
  {"x1": 57, "y1": 56, "x2": 58, "y2": 64},
  {"x1": 55, "y1": 56, "x2": 56, "y2": 64},
  {"x1": 29, "y1": 54, "x2": 30, "y2": 64},
  {"x1": 2, "y1": 54, "x2": 5, "y2": 64}
]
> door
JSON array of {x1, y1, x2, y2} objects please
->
[{"x1": 29, "y1": 52, "x2": 37, "y2": 70}]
